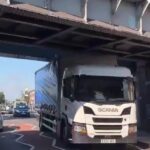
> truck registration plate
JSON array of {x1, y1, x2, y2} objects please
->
[{"x1": 100, "y1": 139, "x2": 116, "y2": 143}]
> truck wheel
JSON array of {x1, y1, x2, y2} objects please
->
[{"x1": 61, "y1": 122, "x2": 69, "y2": 145}]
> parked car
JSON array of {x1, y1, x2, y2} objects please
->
[
  {"x1": 0, "y1": 113, "x2": 3, "y2": 131},
  {"x1": 13, "y1": 103, "x2": 30, "y2": 117},
  {"x1": 8, "y1": 106, "x2": 13, "y2": 114}
]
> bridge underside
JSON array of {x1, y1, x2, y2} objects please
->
[{"x1": 0, "y1": 3, "x2": 150, "y2": 61}]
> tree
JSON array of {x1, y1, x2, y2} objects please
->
[{"x1": 0, "y1": 92, "x2": 5, "y2": 104}]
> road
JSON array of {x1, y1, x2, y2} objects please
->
[{"x1": 0, "y1": 114, "x2": 141, "y2": 150}]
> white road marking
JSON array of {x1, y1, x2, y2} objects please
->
[
  {"x1": 4, "y1": 119, "x2": 65, "y2": 150},
  {"x1": 1, "y1": 122, "x2": 36, "y2": 150},
  {"x1": 52, "y1": 138, "x2": 56, "y2": 146},
  {"x1": 0, "y1": 124, "x2": 17, "y2": 134},
  {"x1": 39, "y1": 132, "x2": 66, "y2": 150},
  {"x1": 39, "y1": 132, "x2": 53, "y2": 140},
  {"x1": 12, "y1": 132, "x2": 35, "y2": 150},
  {"x1": 0, "y1": 128, "x2": 18, "y2": 134},
  {"x1": 52, "y1": 138, "x2": 66, "y2": 150}
]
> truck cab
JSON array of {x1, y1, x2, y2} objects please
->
[{"x1": 61, "y1": 65, "x2": 137, "y2": 144}]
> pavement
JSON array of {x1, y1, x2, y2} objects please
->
[{"x1": 0, "y1": 113, "x2": 146, "y2": 150}]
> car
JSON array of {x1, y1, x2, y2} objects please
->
[
  {"x1": 13, "y1": 103, "x2": 30, "y2": 117},
  {"x1": 0, "y1": 113, "x2": 3, "y2": 131},
  {"x1": 8, "y1": 106, "x2": 13, "y2": 114}
]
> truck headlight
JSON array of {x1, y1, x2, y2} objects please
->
[
  {"x1": 84, "y1": 106, "x2": 95, "y2": 115},
  {"x1": 121, "y1": 107, "x2": 131, "y2": 115},
  {"x1": 129, "y1": 124, "x2": 137, "y2": 134},
  {"x1": 73, "y1": 123, "x2": 87, "y2": 134}
]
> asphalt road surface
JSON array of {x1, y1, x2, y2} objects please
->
[{"x1": 0, "y1": 114, "x2": 140, "y2": 150}]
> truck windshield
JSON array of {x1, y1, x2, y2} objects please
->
[{"x1": 72, "y1": 75, "x2": 134, "y2": 102}]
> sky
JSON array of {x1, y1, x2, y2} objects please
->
[{"x1": 0, "y1": 57, "x2": 48, "y2": 101}]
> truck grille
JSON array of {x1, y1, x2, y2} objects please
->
[
  {"x1": 93, "y1": 118, "x2": 122, "y2": 123},
  {"x1": 93, "y1": 125, "x2": 122, "y2": 130}
]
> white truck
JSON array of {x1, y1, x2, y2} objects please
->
[{"x1": 35, "y1": 55, "x2": 137, "y2": 144}]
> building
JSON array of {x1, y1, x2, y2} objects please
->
[{"x1": 29, "y1": 90, "x2": 35, "y2": 110}]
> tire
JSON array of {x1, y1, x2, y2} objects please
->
[{"x1": 61, "y1": 120, "x2": 70, "y2": 146}]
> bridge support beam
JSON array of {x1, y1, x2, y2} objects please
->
[
  {"x1": 137, "y1": 0, "x2": 150, "y2": 33},
  {"x1": 11, "y1": 0, "x2": 150, "y2": 34},
  {"x1": 81, "y1": 0, "x2": 88, "y2": 22},
  {"x1": 112, "y1": 0, "x2": 122, "y2": 14},
  {"x1": 45, "y1": 0, "x2": 52, "y2": 10}
]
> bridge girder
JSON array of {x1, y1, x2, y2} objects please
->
[
  {"x1": 11, "y1": 0, "x2": 150, "y2": 33},
  {"x1": 0, "y1": 1, "x2": 149, "y2": 61}
]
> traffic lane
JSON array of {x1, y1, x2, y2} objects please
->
[
  {"x1": 16, "y1": 123, "x2": 54, "y2": 150},
  {"x1": 0, "y1": 116, "x2": 33, "y2": 150},
  {"x1": 14, "y1": 115, "x2": 139, "y2": 150},
  {"x1": 42, "y1": 131, "x2": 139, "y2": 150},
  {"x1": 1, "y1": 115, "x2": 140, "y2": 150},
  {"x1": 2, "y1": 116, "x2": 90, "y2": 150},
  {"x1": 18, "y1": 131, "x2": 55, "y2": 150},
  {"x1": 2, "y1": 115, "x2": 56, "y2": 150},
  {"x1": 0, "y1": 132, "x2": 30, "y2": 150}
]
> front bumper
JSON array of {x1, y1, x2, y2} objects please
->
[
  {"x1": 72, "y1": 132, "x2": 137, "y2": 144},
  {"x1": 14, "y1": 111, "x2": 30, "y2": 116}
]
